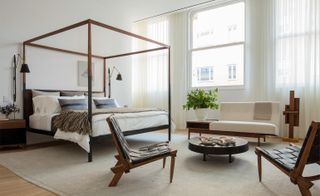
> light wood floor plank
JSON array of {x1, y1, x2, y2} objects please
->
[{"x1": 0, "y1": 165, "x2": 56, "y2": 196}]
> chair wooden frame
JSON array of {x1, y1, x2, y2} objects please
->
[
  {"x1": 107, "y1": 117, "x2": 177, "y2": 187},
  {"x1": 255, "y1": 121, "x2": 320, "y2": 196}
]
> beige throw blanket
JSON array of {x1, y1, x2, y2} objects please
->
[
  {"x1": 52, "y1": 107, "x2": 161, "y2": 135},
  {"x1": 254, "y1": 102, "x2": 272, "y2": 120}
]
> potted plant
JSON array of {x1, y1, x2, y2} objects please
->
[
  {"x1": 183, "y1": 88, "x2": 219, "y2": 120},
  {"x1": 0, "y1": 104, "x2": 20, "y2": 119}
]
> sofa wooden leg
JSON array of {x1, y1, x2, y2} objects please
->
[{"x1": 258, "y1": 137, "x2": 261, "y2": 146}]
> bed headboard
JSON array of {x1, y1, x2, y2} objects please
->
[{"x1": 23, "y1": 89, "x2": 105, "y2": 126}]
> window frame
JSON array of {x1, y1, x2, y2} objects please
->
[{"x1": 187, "y1": 0, "x2": 246, "y2": 89}]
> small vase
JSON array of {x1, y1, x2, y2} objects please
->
[
  {"x1": 5, "y1": 114, "x2": 10, "y2": 119},
  {"x1": 194, "y1": 108, "x2": 208, "y2": 120}
]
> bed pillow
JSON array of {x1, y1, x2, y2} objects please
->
[
  {"x1": 58, "y1": 98, "x2": 88, "y2": 111},
  {"x1": 32, "y1": 90, "x2": 60, "y2": 97},
  {"x1": 61, "y1": 91, "x2": 85, "y2": 96},
  {"x1": 84, "y1": 92, "x2": 105, "y2": 97},
  {"x1": 93, "y1": 98, "x2": 119, "y2": 109},
  {"x1": 32, "y1": 95, "x2": 61, "y2": 115}
]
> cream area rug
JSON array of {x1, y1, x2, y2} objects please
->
[{"x1": 0, "y1": 133, "x2": 319, "y2": 196}]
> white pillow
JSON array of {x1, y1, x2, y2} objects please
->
[
  {"x1": 32, "y1": 90, "x2": 60, "y2": 97},
  {"x1": 33, "y1": 95, "x2": 61, "y2": 115},
  {"x1": 58, "y1": 95, "x2": 85, "y2": 99}
]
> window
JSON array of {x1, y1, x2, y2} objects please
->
[
  {"x1": 190, "y1": 1, "x2": 245, "y2": 87},
  {"x1": 228, "y1": 64, "x2": 236, "y2": 80}
]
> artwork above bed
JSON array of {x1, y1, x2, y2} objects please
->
[{"x1": 77, "y1": 61, "x2": 94, "y2": 87}]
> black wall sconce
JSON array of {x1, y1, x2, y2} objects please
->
[{"x1": 108, "y1": 66, "x2": 122, "y2": 98}]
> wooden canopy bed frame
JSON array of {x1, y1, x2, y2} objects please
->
[{"x1": 22, "y1": 19, "x2": 171, "y2": 162}]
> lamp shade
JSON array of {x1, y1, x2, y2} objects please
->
[
  {"x1": 116, "y1": 73, "x2": 122, "y2": 81},
  {"x1": 20, "y1": 63, "x2": 30, "y2": 73}
]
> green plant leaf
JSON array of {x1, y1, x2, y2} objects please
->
[{"x1": 182, "y1": 88, "x2": 219, "y2": 110}]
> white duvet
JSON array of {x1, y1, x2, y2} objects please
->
[{"x1": 30, "y1": 110, "x2": 170, "y2": 152}]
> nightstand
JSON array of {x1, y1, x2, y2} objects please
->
[{"x1": 0, "y1": 119, "x2": 26, "y2": 148}]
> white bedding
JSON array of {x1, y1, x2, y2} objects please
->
[{"x1": 29, "y1": 110, "x2": 170, "y2": 152}]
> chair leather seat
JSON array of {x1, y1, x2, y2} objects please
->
[{"x1": 260, "y1": 145, "x2": 301, "y2": 170}]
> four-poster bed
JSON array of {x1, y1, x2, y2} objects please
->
[{"x1": 22, "y1": 19, "x2": 171, "y2": 162}]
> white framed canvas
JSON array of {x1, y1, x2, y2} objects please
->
[{"x1": 78, "y1": 61, "x2": 94, "y2": 87}]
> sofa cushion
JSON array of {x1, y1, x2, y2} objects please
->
[{"x1": 210, "y1": 120, "x2": 278, "y2": 135}]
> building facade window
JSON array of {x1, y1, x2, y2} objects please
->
[
  {"x1": 228, "y1": 64, "x2": 236, "y2": 80},
  {"x1": 197, "y1": 66, "x2": 214, "y2": 81},
  {"x1": 190, "y1": 1, "x2": 245, "y2": 87}
]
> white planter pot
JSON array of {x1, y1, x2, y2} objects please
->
[{"x1": 194, "y1": 108, "x2": 209, "y2": 120}]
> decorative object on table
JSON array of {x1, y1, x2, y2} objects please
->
[
  {"x1": 183, "y1": 88, "x2": 219, "y2": 120},
  {"x1": 108, "y1": 66, "x2": 122, "y2": 98},
  {"x1": 78, "y1": 61, "x2": 94, "y2": 87},
  {"x1": 200, "y1": 136, "x2": 236, "y2": 146},
  {"x1": 0, "y1": 104, "x2": 20, "y2": 119},
  {"x1": 282, "y1": 90, "x2": 300, "y2": 142}
]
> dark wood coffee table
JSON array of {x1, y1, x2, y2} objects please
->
[{"x1": 188, "y1": 137, "x2": 249, "y2": 163}]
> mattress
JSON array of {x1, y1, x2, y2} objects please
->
[
  {"x1": 29, "y1": 110, "x2": 169, "y2": 137},
  {"x1": 30, "y1": 110, "x2": 169, "y2": 152}
]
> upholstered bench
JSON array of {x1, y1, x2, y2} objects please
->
[{"x1": 210, "y1": 102, "x2": 280, "y2": 145}]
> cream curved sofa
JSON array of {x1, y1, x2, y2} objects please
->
[{"x1": 209, "y1": 102, "x2": 280, "y2": 145}]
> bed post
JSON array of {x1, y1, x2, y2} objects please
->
[
  {"x1": 168, "y1": 47, "x2": 171, "y2": 141},
  {"x1": 103, "y1": 59, "x2": 107, "y2": 97},
  {"x1": 22, "y1": 43, "x2": 27, "y2": 122},
  {"x1": 87, "y1": 20, "x2": 93, "y2": 162}
]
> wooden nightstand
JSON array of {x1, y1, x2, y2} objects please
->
[
  {"x1": 0, "y1": 119, "x2": 26, "y2": 148},
  {"x1": 186, "y1": 119, "x2": 218, "y2": 139}
]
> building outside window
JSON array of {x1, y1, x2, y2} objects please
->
[
  {"x1": 197, "y1": 66, "x2": 214, "y2": 81},
  {"x1": 228, "y1": 64, "x2": 236, "y2": 80},
  {"x1": 190, "y1": 1, "x2": 245, "y2": 87}
]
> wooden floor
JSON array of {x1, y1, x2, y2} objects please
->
[{"x1": 0, "y1": 165, "x2": 56, "y2": 196}]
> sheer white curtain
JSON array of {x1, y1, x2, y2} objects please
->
[
  {"x1": 261, "y1": 0, "x2": 320, "y2": 137},
  {"x1": 132, "y1": 17, "x2": 169, "y2": 110}
]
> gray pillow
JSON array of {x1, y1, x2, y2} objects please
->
[
  {"x1": 93, "y1": 98, "x2": 118, "y2": 109},
  {"x1": 58, "y1": 98, "x2": 88, "y2": 111}
]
